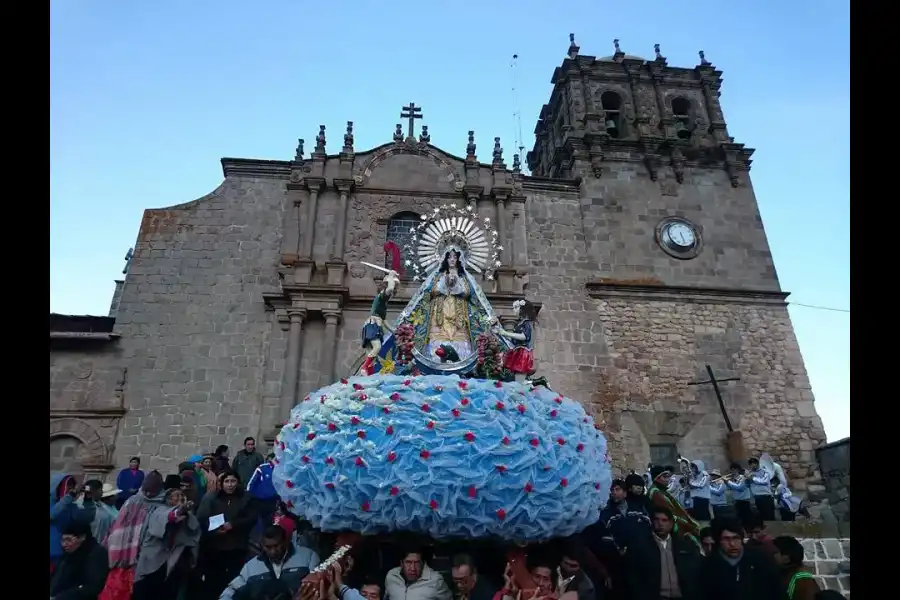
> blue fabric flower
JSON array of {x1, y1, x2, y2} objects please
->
[{"x1": 273, "y1": 374, "x2": 612, "y2": 541}]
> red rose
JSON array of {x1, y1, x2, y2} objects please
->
[
  {"x1": 361, "y1": 501, "x2": 370, "y2": 512},
  {"x1": 325, "y1": 457, "x2": 334, "y2": 465},
  {"x1": 468, "y1": 486, "x2": 477, "y2": 498},
  {"x1": 524, "y1": 482, "x2": 534, "y2": 493},
  {"x1": 464, "y1": 432, "x2": 475, "y2": 442},
  {"x1": 495, "y1": 401, "x2": 505, "y2": 410},
  {"x1": 429, "y1": 500, "x2": 438, "y2": 510},
  {"x1": 530, "y1": 438, "x2": 539, "y2": 447},
  {"x1": 355, "y1": 457, "x2": 365, "y2": 467},
  {"x1": 301, "y1": 455, "x2": 309, "y2": 463},
  {"x1": 451, "y1": 408, "x2": 461, "y2": 417},
  {"x1": 325, "y1": 482, "x2": 335, "y2": 489},
  {"x1": 306, "y1": 433, "x2": 316, "y2": 441},
  {"x1": 502, "y1": 436, "x2": 510, "y2": 445},
  {"x1": 387, "y1": 451, "x2": 397, "y2": 462},
  {"x1": 495, "y1": 381, "x2": 503, "y2": 388},
  {"x1": 496, "y1": 508, "x2": 507, "y2": 520},
  {"x1": 421, "y1": 404, "x2": 431, "y2": 412},
  {"x1": 286, "y1": 480, "x2": 295, "y2": 488},
  {"x1": 461, "y1": 398, "x2": 470, "y2": 406},
  {"x1": 557, "y1": 438, "x2": 566, "y2": 445},
  {"x1": 383, "y1": 407, "x2": 390, "y2": 414},
  {"x1": 341, "y1": 378, "x2": 348, "y2": 384},
  {"x1": 353, "y1": 383, "x2": 363, "y2": 390},
  {"x1": 496, "y1": 465, "x2": 507, "y2": 473},
  {"x1": 576, "y1": 443, "x2": 585, "y2": 452},
  {"x1": 403, "y1": 379, "x2": 411, "y2": 386},
  {"x1": 386, "y1": 425, "x2": 394, "y2": 435},
  {"x1": 550, "y1": 410, "x2": 558, "y2": 418},
  {"x1": 560, "y1": 478, "x2": 569, "y2": 487},
  {"x1": 390, "y1": 392, "x2": 401, "y2": 401},
  {"x1": 351, "y1": 416, "x2": 360, "y2": 425},
  {"x1": 426, "y1": 421, "x2": 435, "y2": 430},
  {"x1": 459, "y1": 381, "x2": 468, "y2": 389},
  {"x1": 390, "y1": 486, "x2": 400, "y2": 496},
  {"x1": 357, "y1": 430, "x2": 366, "y2": 439},
  {"x1": 420, "y1": 450, "x2": 430, "y2": 459}
]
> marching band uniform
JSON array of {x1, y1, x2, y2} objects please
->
[
  {"x1": 687, "y1": 460, "x2": 712, "y2": 521},
  {"x1": 748, "y1": 458, "x2": 776, "y2": 521}
]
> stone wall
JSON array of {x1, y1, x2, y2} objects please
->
[
  {"x1": 107, "y1": 177, "x2": 288, "y2": 473},
  {"x1": 817, "y1": 438, "x2": 850, "y2": 522},
  {"x1": 800, "y1": 537, "x2": 851, "y2": 596}
]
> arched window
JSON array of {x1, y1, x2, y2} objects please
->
[
  {"x1": 600, "y1": 91, "x2": 623, "y2": 139},
  {"x1": 385, "y1": 211, "x2": 420, "y2": 276},
  {"x1": 671, "y1": 97, "x2": 692, "y2": 140}
]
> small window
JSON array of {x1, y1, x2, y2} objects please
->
[
  {"x1": 600, "y1": 91, "x2": 623, "y2": 139},
  {"x1": 671, "y1": 97, "x2": 692, "y2": 140},
  {"x1": 649, "y1": 443, "x2": 678, "y2": 468},
  {"x1": 385, "y1": 212, "x2": 420, "y2": 277}
]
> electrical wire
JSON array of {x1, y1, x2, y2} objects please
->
[{"x1": 789, "y1": 302, "x2": 850, "y2": 314}]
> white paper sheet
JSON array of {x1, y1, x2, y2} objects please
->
[{"x1": 208, "y1": 513, "x2": 225, "y2": 531}]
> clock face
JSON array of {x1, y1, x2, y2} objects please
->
[{"x1": 664, "y1": 222, "x2": 696, "y2": 248}]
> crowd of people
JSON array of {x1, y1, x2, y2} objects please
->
[{"x1": 50, "y1": 440, "x2": 845, "y2": 600}]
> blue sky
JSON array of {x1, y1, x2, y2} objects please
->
[{"x1": 50, "y1": 1, "x2": 849, "y2": 440}]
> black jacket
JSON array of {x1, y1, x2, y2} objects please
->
[
  {"x1": 697, "y1": 547, "x2": 788, "y2": 600},
  {"x1": 197, "y1": 488, "x2": 258, "y2": 551},
  {"x1": 50, "y1": 536, "x2": 109, "y2": 600},
  {"x1": 624, "y1": 533, "x2": 702, "y2": 600}
]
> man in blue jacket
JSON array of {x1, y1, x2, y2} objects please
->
[{"x1": 248, "y1": 453, "x2": 278, "y2": 529}]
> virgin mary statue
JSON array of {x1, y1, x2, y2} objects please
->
[{"x1": 394, "y1": 207, "x2": 511, "y2": 374}]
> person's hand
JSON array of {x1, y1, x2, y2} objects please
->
[
  {"x1": 221, "y1": 522, "x2": 233, "y2": 533},
  {"x1": 503, "y1": 563, "x2": 519, "y2": 596},
  {"x1": 175, "y1": 514, "x2": 187, "y2": 523},
  {"x1": 330, "y1": 562, "x2": 344, "y2": 588},
  {"x1": 299, "y1": 582, "x2": 318, "y2": 600}
]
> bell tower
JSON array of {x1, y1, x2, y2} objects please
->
[{"x1": 527, "y1": 36, "x2": 752, "y2": 187}]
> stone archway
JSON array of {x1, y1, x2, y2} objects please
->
[
  {"x1": 49, "y1": 418, "x2": 110, "y2": 474},
  {"x1": 50, "y1": 435, "x2": 87, "y2": 478}
]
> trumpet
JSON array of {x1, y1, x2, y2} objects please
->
[{"x1": 676, "y1": 455, "x2": 693, "y2": 478}]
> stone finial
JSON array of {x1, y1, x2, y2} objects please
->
[
  {"x1": 512, "y1": 153, "x2": 521, "y2": 174},
  {"x1": 492, "y1": 137, "x2": 504, "y2": 166},
  {"x1": 567, "y1": 33, "x2": 580, "y2": 59},
  {"x1": 314, "y1": 125, "x2": 326, "y2": 154},
  {"x1": 613, "y1": 38, "x2": 621, "y2": 53},
  {"x1": 699, "y1": 50, "x2": 711, "y2": 66},
  {"x1": 393, "y1": 124, "x2": 404, "y2": 143},
  {"x1": 419, "y1": 125, "x2": 431, "y2": 144},
  {"x1": 654, "y1": 43, "x2": 665, "y2": 61},
  {"x1": 466, "y1": 131, "x2": 476, "y2": 160},
  {"x1": 343, "y1": 121, "x2": 354, "y2": 152},
  {"x1": 294, "y1": 138, "x2": 305, "y2": 161}
]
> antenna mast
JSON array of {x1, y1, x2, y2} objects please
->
[{"x1": 510, "y1": 53, "x2": 528, "y2": 174}]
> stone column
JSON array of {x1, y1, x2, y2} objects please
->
[
  {"x1": 510, "y1": 195, "x2": 527, "y2": 266},
  {"x1": 281, "y1": 186, "x2": 302, "y2": 263},
  {"x1": 494, "y1": 194, "x2": 510, "y2": 264},
  {"x1": 279, "y1": 308, "x2": 307, "y2": 419},
  {"x1": 332, "y1": 189, "x2": 349, "y2": 261},
  {"x1": 301, "y1": 180, "x2": 324, "y2": 258},
  {"x1": 320, "y1": 311, "x2": 342, "y2": 387}
]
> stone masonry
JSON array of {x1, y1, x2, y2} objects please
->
[
  {"x1": 800, "y1": 537, "x2": 851, "y2": 597},
  {"x1": 816, "y1": 438, "x2": 850, "y2": 522},
  {"x1": 49, "y1": 37, "x2": 830, "y2": 500}
]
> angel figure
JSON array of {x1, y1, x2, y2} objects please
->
[
  {"x1": 360, "y1": 270, "x2": 401, "y2": 376},
  {"x1": 493, "y1": 299, "x2": 537, "y2": 382}
]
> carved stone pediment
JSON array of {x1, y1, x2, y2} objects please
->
[{"x1": 354, "y1": 143, "x2": 465, "y2": 193}]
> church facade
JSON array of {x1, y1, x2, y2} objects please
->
[{"x1": 49, "y1": 38, "x2": 828, "y2": 495}]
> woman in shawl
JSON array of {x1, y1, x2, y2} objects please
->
[
  {"x1": 131, "y1": 484, "x2": 200, "y2": 600},
  {"x1": 50, "y1": 472, "x2": 78, "y2": 573},
  {"x1": 98, "y1": 470, "x2": 167, "y2": 600},
  {"x1": 198, "y1": 455, "x2": 219, "y2": 494},
  {"x1": 212, "y1": 445, "x2": 231, "y2": 475}
]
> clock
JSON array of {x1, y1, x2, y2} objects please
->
[{"x1": 656, "y1": 218, "x2": 702, "y2": 259}]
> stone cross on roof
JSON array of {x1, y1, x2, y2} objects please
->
[{"x1": 400, "y1": 102, "x2": 423, "y2": 139}]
